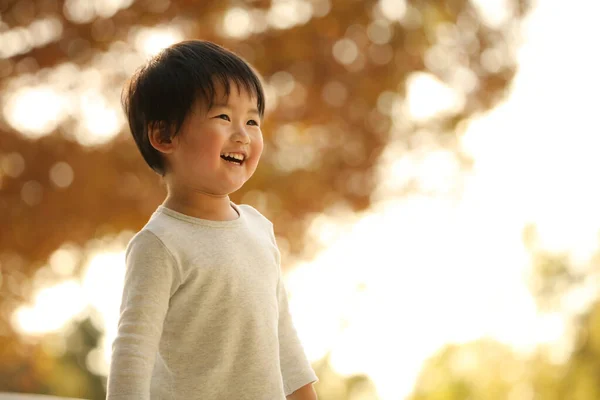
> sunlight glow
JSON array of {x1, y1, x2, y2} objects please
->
[
  {"x1": 78, "y1": 92, "x2": 122, "y2": 145},
  {"x1": 49, "y1": 246, "x2": 80, "y2": 276},
  {"x1": 286, "y1": 194, "x2": 566, "y2": 398},
  {"x1": 471, "y1": 0, "x2": 511, "y2": 28},
  {"x1": 378, "y1": 0, "x2": 406, "y2": 22},
  {"x1": 3, "y1": 62, "x2": 129, "y2": 146},
  {"x1": 286, "y1": 1, "x2": 599, "y2": 398},
  {"x1": 222, "y1": 7, "x2": 253, "y2": 39},
  {"x1": 134, "y1": 26, "x2": 184, "y2": 57},
  {"x1": 82, "y1": 251, "x2": 126, "y2": 369},
  {"x1": 0, "y1": 17, "x2": 63, "y2": 59},
  {"x1": 3, "y1": 86, "x2": 67, "y2": 138},
  {"x1": 12, "y1": 280, "x2": 86, "y2": 335},
  {"x1": 406, "y1": 72, "x2": 465, "y2": 121},
  {"x1": 63, "y1": 0, "x2": 134, "y2": 23},
  {"x1": 267, "y1": 0, "x2": 314, "y2": 30}
]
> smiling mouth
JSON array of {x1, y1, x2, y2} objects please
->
[{"x1": 220, "y1": 154, "x2": 245, "y2": 165}]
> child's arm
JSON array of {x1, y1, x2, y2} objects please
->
[
  {"x1": 106, "y1": 231, "x2": 180, "y2": 399},
  {"x1": 286, "y1": 383, "x2": 318, "y2": 400}
]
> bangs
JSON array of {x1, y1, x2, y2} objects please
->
[{"x1": 196, "y1": 73, "x2": 264, "y2": 115}]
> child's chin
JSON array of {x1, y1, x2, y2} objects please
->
[
  {"x1": 228, "y1": 183, "x2": 246, "y2": 194},
  {"x1": 220, "y1": 180, "x2": 246, "y2": 194}
]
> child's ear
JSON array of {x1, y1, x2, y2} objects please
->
[{"x1": 148, "y1": 122, "x2": 175, "y2": 154}]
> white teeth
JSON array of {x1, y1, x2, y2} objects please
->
[{"x1": 221, "y1": 152, "x2": 245, "y2": 161}]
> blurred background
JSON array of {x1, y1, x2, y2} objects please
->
[{"x1": 1, "y1": 0, "x2": 600, "y2": 398}]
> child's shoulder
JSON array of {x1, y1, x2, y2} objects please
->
[
  {"x1": 122, "y1": 229, "x2": 179, "y2": 272},
  {"x1": 125, "y1": 228, "x2": 167, "y2": 253},
  {"x1": 238, "y1": 203, "x2": 273, "y2": 228}
]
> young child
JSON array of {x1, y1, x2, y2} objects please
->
[{"x1": 107, "y1": 40, "x2": 318, "y2": 400}]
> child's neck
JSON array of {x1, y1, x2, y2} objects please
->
[{"x1": 163, "y1": 191, "x2": 238, "y2": 221}]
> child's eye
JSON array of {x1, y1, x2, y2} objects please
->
[
  {"x1": 247, "y1": 119, "x2": 259, "y2": 126},
  {"x1": 216, "y1": 114, "x2": 230, "y2": 121}
]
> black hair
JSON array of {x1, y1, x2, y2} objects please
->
[{"x1": 122, "y1": 40, "x2": 265, "y2": 175}]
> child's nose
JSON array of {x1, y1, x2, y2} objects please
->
[{"x1": 232, "y1": 127, "x2": 250, "y2": 144}]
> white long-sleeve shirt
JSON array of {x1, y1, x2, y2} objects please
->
[{"x1": 107, "y1": 203, "x2": 317, "y2": 399}]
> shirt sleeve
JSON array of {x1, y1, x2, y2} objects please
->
[
  {"x1": 272, "y1": 233, "x2": 318, "y2": 396},
  {"x1": 106, "y1": 230, "x2": 180, "y2": 400}
]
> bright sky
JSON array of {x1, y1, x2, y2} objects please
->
[
  {"x1": 289, "y1": 0, "x2": 600, "y2": 397},
  {"x1": 10, "y1": 0, "x2": 600, "y2": 398}
]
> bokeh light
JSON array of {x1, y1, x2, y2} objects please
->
[
  {"x1": 4, "y1": 86, "x2": 67, "y2": 138},
  {"x1": 378, "y1": 0, "x2": 406, "y2": 22},
  {"x1": 332, "y1": 38, "x2": 359, "y2": 66},
  {"x1": 49, "y1": 162, "x2": 75, "y2": 189},
  {"x1": 133, "y1": 26, "x2": 184, "y2": 57},
  {"x1": 222, "y1": 7, "x2": 253, "y2": 39},
  {"x1": 405, "y1": 72, "x2": 464, "y2": 121},
  {"x1": 267, "y1": 0, "x2": 314, "y2": 30},
  {"x1": 0, "y1": 17, "x2": 63, "y2": 59},
  {"x1": 13, "y1": 280, "x2": 87, "y2": 335},
  {"x1": 63, "y1": 0, "x2": 134, "y2": 23}
]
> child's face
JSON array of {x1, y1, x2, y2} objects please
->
[{"x1": 165, "y1": 82, "x2": 263, "y2": 196}]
